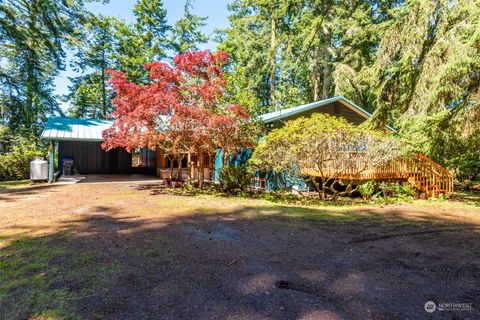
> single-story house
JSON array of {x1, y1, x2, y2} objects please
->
[
  {"x1": 41, "y1": 96, "x2": 378, "y2": 180},
  {"x1": 41, "y1": 96, "x2": 453, "y2": 198}
]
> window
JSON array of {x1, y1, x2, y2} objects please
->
[{"x1": 131, "y1": 148, "x2": 146, "y2": 167}]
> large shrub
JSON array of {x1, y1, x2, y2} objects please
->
[
  {"x1": 249, "y1": 113, "x2": 405, "y2": 199},
  {"x1": 0, "y1": 136, "x2": 44, "y2": 180},
  {"x1": 219, "y1": 165, "x2": 251, "y2": 194},
  {"x1": 358, "y1": 181, "x2": 375, "y2": 199}
]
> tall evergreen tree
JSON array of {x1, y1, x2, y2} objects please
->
[
  {"x1": 219, "y1": 0, "x2": 396, "y2": 113},
  {"x1": 68, "y1": 15, "x2": 117, "y2": 118},
  {"x1": 0, "y1": 0, "x2": 89, "y2": 134},
  {"x1": 68, "y1": 0, "x2": 173, "y2": 118},
  {"x1": 368, "y1": 0, "x2": 480, "y2": 132},
  {"x1": 133, "y1": 0, "x2": 171, "y2": 61},
  {"x1": 170, "y1": 0, "x2": 208, "y2": 54},
  {"x1": 219, "y1": 0, "x2": 287, "y2": 113}
]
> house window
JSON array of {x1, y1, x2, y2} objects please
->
[
  {"x1": 131, "y1": 148, "x2": 146, "y2": 167},
  {"x1": 166, "y1": 157, "x2": 188, "y2": 168}
]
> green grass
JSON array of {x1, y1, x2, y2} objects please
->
[
  {"x1": 0, "y1": 234, "x2": 80, "y2": 319},
  {"x1": 0, "y1": 179, "x2": 32, "y2": 190},
  {"x1": 0, "y1": 232, "x2": 126, "y2": 320},
  {"x1": 454, "y1": 191, "x2": 480, "y2": 207},
  {"x1": 455, "y1": 191, "x2": 480, "y2": 200},
  {"x1": 0, "y1": 226, "x2": 176, "y2": 319}
]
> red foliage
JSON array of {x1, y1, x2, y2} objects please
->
[{"x1": 102, "y1": 50, "x2": 254, "y2": 158}]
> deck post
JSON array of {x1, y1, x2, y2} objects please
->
[{"x1": 49, "y1": 140, "x2": 55, "y2": 183}]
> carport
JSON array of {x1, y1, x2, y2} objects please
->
[{"x1": 41, "y1": 117, "x2": 156, "y2": 182}]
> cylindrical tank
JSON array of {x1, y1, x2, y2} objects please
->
[{"x1": 30, "y1": 157, "x2": 49, "y2": 181}]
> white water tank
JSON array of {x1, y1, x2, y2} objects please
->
[{"x1": 30, "y1": 157, "x2": 48, "y2": 181}]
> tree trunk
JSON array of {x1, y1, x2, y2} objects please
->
[
  {"x1": 269, "y1": 9, "x2": 277, "y2": 110},
  {"x1": 25, "y1": 8, "x2": 38, "y2": 133},
  {"x1": 25, "y1": 49, "x2": 34, "y2": 132},
  {"x1": 209, "y1": 153, "x2": 215, "y2": 182},
  {"x1": 169, "y1": 156, "x2": 174, "y2": 179},
  {"x1": 322, "y1": 27, "x2": 332, "y2": 99},
  {"x1": 101, "y1": 48, "x2": 107, "y2": 118},
  {"x1": 198, "y1": 151, "x2": 204, "y2": 188},
  {"x1": 312, "y1": 44, "x2": 321, "y2": 101},
  {"x1": 177, "y1": 155, "x2": 183, "y2": 180},
  {"x1": 186, "y1": 152, "x2": 192, "y2": 181}
]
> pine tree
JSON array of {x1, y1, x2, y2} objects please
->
[
  {"x1": 0, "y1": 0, "x2": 88, "y2": 134},
  {"x1": 69, "y1": 15, "x2": 117, "y2": 118},
  {"x1": 368, "y1": 0, "x2": 480, "y2": 133},
  {"x1": 133, "y1": 0, "x2": 171, "y2": 61},
  {"x1": 170, "y1": 0, "x2": 208, "y2": 54}
]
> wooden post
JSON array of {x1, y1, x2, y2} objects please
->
[{"x1": 49, "y1": 140, "x2": 55, "y2": 183}]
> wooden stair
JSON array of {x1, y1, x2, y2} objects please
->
[
  {"x1": 299, "y1": 153, "x2": 454, "y2": 199},
  {"x1": 407, "y1": 153, "x2": 454, "y2": 198}
]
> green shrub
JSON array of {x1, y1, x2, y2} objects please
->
[
  {"x1": 393, "y1": 183, "x2": 416, "y2": 197},
  {"x1": 372, "y1": 182, "x2": 416, "y2": 203},
  {"x1": 219, "y1": 165, "x2": 251, "y2": 194},
  {"x1": 0, "y1": 138, "x2": 44, "y2": 180},
  {"x1": 358, "y1": 181, "x2": 375, "y2": 199}
]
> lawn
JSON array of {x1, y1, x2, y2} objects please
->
[
  {"x1": 0, "y1": 180, "x2": 479, "y2": 319},
  {"x1": 0, "y1": 179, "x2": 33, "y2": 190}
]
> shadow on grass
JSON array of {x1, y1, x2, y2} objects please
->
[
  {"x1": 0, "y1": 184, "x2": 64, "y2": 202},
  {"x1": 1, "y1": 203, "x2": 479, "y2": 319},
  {"x1": 452, "y1": 191, "x2": 480, "y2": 207}
]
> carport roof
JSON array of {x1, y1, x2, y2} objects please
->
[{"x1": 41, "y1": 117, "x2": 113, "y2": 142}]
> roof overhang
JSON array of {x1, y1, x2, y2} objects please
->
[
  {"x1": 41, "y1": 117, "x2": 113, "y2": 142},
  {"x1": 259, "y1": 96, "x2": 397, "y2": 133}
]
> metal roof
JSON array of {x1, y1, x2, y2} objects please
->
[
  {"x1": 41, "y1": 97, "x2": 395, "y2": 142},
  {"x1": 259, "y1": 96, "x2": 397, "y2": 133},
  {"x1": 41, "y1": 117, "x2": 113, "y2": 142}
]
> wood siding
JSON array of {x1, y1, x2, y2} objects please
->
[
  {"x1": 273, "y1": 101, "x2": 367, "y2": 128},
  {"x1": 270, "y1": 101, "x2": 367, "y2": 128}
]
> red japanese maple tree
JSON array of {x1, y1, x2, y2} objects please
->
[{"x1": 102, "y1": 50, "x2": 256, "y2": 185}]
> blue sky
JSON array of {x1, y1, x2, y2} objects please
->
[{"x1": 54, "y1": 0, "x2": 231, "y2": 111}]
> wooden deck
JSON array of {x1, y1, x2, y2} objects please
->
[{"x1": 300, "y1": 153, "x2": 454, "y2": 198}]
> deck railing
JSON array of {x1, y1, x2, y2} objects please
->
[
  {"x1": 300, "y1": 153, "x2": 454, "y2": 198},
  {"x1": 408, "y1": 153, "x2": 454, "y2": 198}
]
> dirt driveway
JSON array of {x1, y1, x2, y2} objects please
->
[{"x1": 0, "y1": 180, "x2": 479, "y2": 319}]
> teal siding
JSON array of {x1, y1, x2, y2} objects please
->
[
  {"x1": 265, "y1": 171, "x2": 308, "y2": 192},
  {"x1": 214, "y1": 148, "x2": 252, "y2": 183},
  {"x1": 214, "y1": 148, "x2": 223, "y2": 183}
]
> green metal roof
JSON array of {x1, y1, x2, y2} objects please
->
[
  {"x1": 259, "y1": 96, "x2": 397, "y2": 133},
  {"x1": 41, "y1": 117, "x2": 113, "y2": 142},
  {"x1": 42, "y1": 97, "x2": 395, "y2": 142}
]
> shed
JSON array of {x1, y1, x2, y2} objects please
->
[{"x1": 41, "y1": 117, "x2": 156, "y2": 181}]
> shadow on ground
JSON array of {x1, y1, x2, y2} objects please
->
[
  {"x1": 1, "y1": 202, "x2": 479, "y2": 319},
  {"x1": 0, "y1": 184, "x2": 60, "y2": 202}
]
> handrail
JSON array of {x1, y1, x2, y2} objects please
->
[
  {"x1": 414, "y1": 153, "x2": 453, "y2": 177},
  {"x1": 299, "y1": 153, "x2": 454, "y2": 198},
  {"x1": 411, "y1": 153, "x2": 454, "y2": 197}
]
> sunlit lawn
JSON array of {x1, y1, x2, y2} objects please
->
[{"x1": 0, "y1": 179, "x2": 33, "y2": 190}]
